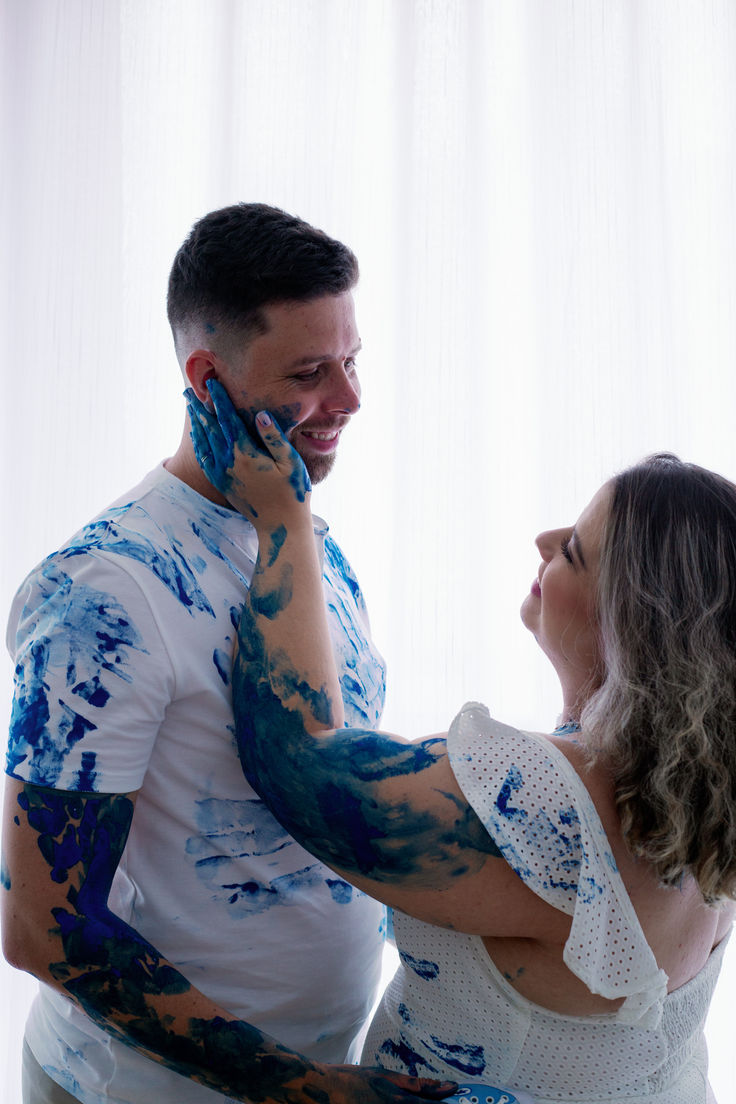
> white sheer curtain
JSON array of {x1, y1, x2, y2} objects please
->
[{"x1": 2, "y1": 2, "x2": 735, "y2": 1101}]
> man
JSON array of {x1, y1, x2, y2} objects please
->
[{"x1": 2, "y1": 205, "x2": 452, "y2": 1104}]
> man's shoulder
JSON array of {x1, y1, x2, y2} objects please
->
[{"x1": 323, "y1": 534, "x2": 363, "y2": 604}]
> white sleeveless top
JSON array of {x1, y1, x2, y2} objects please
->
[{"x1": 363, "y1": 702, "x2": 730, "y2": 1104}]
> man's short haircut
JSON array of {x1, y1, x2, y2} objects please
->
[{"x1": 167, "y1": 203, "x2": 359, "y2": 358}]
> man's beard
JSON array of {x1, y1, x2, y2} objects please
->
[{"x1": 298, "y1": 448, "x2": 337, "y2": 485}]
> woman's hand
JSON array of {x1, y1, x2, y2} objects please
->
[{"x1": 186, "y1": 379, "x2": 311, "y2": 527}]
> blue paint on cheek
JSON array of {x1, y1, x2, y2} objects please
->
[
  {"x1": 325, "y1": 878, "x2": 353, "y2": 904},
  {"x1": 213, "y1": 648, "x2": 230, "y2": 685},
  {"x1": 238, "y1": 402, "x2": 302, "y2": 438},
  {"x1": 1, "y1": 856, "x2": 10, "y2": 890}
]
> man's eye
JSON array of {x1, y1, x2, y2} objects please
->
[
  {"x1": 294, "y1": 368, "x2": 320, "y2": 381},
  {"x1": 561, "y1": 536, "x2": 574, "y2": 564}
]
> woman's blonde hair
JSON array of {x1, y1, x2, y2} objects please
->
[{"x1": 583, "y1": 453, "x2": 736, "y2": 904}]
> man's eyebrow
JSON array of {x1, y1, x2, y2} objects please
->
[
  {"x1": 286, "y1": 342, "x2": 362, "y2": 370},
  {"x1": 571, "y1": 527, "x2": 586, "y2": 568}
]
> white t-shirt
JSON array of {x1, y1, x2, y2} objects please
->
[{"x1": 6, "y1": 465, "x2": 386, "y2": 1104}]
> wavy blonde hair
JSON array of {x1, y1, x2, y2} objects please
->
[{"x1": 582, "y1": 454, "x2": 736, "y2": 904}]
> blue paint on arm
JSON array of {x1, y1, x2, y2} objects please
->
[
  {"x1": 232, "y1": 617, "x2": 500, "y2": 887},
  {"x1": 14, "y1": 785, "x2": 316, "y2": 1097}
]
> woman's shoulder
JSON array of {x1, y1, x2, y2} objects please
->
[{"x1": 549, "y1": 728, "x2": 735, "y2": 990}]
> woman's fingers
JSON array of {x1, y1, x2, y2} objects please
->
[
  {"x1": 207, "y1": 377, "x2": 271, "y2": 459},
  {"x1": 255, "y1": 411, "x2": 312, "y2": 502}
]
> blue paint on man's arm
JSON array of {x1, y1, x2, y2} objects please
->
[
  {"x1": 13, "y1": 784, "x2": 317, "y2": 1099},
  {"x1": 233, "y1": 618, "x2": 501, "y2": 889}
]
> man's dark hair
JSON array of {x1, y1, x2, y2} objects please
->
[{"x1": 167, "y1": 203, "x2": 359, "y2": 353}]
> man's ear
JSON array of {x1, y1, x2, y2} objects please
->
[{"x1": 185, "y1": 349, "x2": 222, "y2": 403}]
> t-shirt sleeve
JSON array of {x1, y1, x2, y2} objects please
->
[
  {"x1": 6, "y1": 551, "x2": 175, "y2": 793},
  {"x1": 447, "y1": 701, "x2": 668, "y2": 1027}
]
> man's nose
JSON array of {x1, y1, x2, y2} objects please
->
[{"x1": 326, "y1": 369, "x2": 361, "y2": 415}]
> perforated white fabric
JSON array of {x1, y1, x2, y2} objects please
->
[
  {"x1": 363, "y1": 702, "x2": 730, "y2": 1103},
  {"x1": 451, "y1": 704, "x2": 669, "y2": 1027}
]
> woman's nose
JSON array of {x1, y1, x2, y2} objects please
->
[{"x1": 536, "y1": 527, "x2": 567, "y2": 561}]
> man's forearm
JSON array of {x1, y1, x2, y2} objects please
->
[{"x1": 4, "y1": 780, "x2": 316, "y2": 1101}]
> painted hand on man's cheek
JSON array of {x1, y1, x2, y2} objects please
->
[{"x1": 235, "y1": 400, "x2": 302, "y2": 443}]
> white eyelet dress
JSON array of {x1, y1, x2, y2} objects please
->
[{"x1": 362, "y1": 702, "x2": 731, "y2": 1104}]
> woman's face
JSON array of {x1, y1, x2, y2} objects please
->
[{"x1": 520, "y1": 481, "x2": 612, "y2": 713}]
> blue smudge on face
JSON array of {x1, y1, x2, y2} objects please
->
[
  {"x1": 213, "y1": 648, "x2": 230, "y2": 685},
  {"x1": 7, "y1": 571, "x2": 147, "y2": 787},
  {"x1": 401, "y1": 951, "x2": 440, "y2": 980},
  {"x1": 1, "y1": 856, "x2": 10, "y2": 890},
  {"x1": 325, "y1": 878, "x2": 353, "y2": 904}
]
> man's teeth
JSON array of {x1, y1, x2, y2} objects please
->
[{"x1": 303, "y1": 430, "x2": 338, "y2": 440}]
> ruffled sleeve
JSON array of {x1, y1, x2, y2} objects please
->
[{"x1": 447, "y1": 701, "x2": 669, "y2": 1029}]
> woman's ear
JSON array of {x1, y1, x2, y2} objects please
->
[{"x1": 185, "y1": 349, "x2": 221, "y2": 403}]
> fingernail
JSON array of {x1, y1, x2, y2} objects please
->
[
  {"x1": 183, "y1": 388, "x2": 195, "y2": 401},
  {"x1": 256, "y1": 411, "x2": 271, "y2": 426}
]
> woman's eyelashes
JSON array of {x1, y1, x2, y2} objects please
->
[{"x1": 561, "y1": 535, "x2": 574, "y2": 564}]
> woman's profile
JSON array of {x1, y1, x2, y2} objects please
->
[{"x1": 189, "y1": 382, "x2": 735, "y2": 1103}]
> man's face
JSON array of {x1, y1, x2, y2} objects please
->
[{"x1": 221, "y1": 292, "x2": 361, "y2": 483}]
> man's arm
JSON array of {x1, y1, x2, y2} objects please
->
[{"x1": 1, "y1": 775, "x2": 455, "y2": 1103}]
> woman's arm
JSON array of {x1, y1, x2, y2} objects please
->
[{"x1": 189, "y1": 386, "x2": 571, "y2": 942}]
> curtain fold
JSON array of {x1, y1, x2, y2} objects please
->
[{"x1": 2, "y1": 3, "x2": 735, "y2": 1101}]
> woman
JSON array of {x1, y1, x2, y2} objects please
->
[{"x1": 188, "y1": 382, "x2": 735, "y2": 1104}]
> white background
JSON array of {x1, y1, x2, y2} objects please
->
[{"x1": 1, "y1": 2, "x2": 735, "y2": 1101}]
